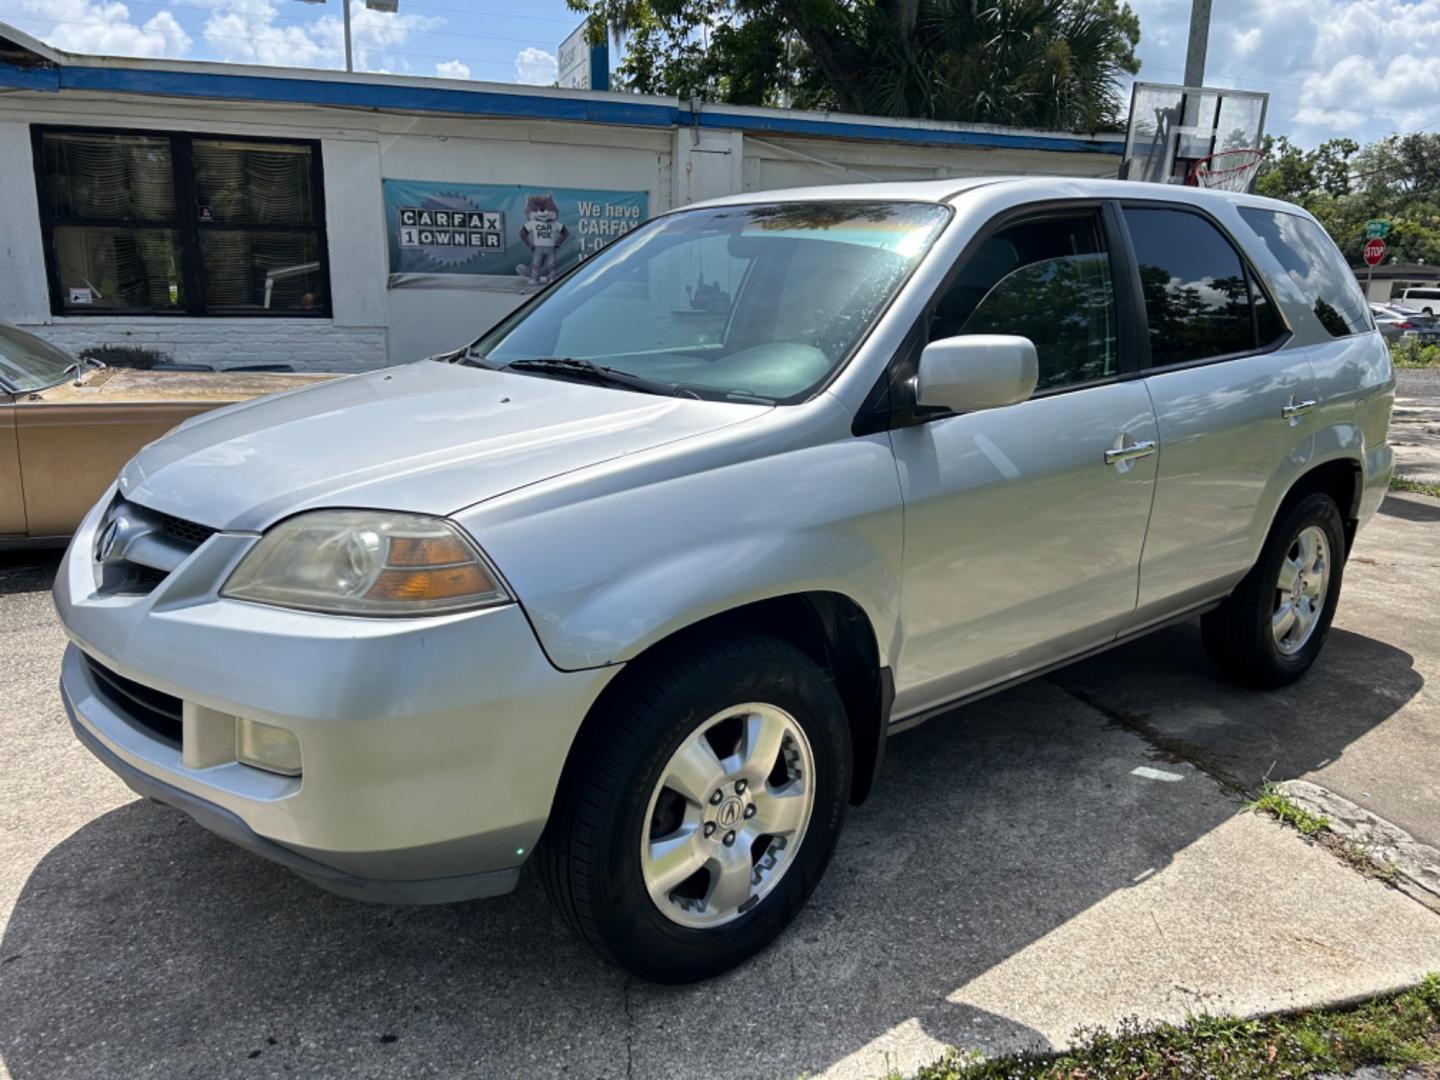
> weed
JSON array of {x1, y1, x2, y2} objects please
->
[
  {"x1": 911, "y1": 977, "x2": 1440, "y2": 1078},
  {"x1": 1249, "y1": 782, "x2": 1330, "y2": 836},
  {"x1": 1391, "y1": 475, "x2": 1440, "y2": 499}
]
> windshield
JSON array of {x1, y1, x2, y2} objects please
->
[
  {"x1": 0, "y1": 325, "x2": 78, "y2": 393},
  {"x1": 471, "y1": 201, "x2": 951, "y2": 403}
]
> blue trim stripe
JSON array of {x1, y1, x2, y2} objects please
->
[
  {"x1": 60, "y1": 65, "x2": 679, "y2": 127},
  {"x1": 0, "y1": 61, "x2": 59, "y2": 91},
  {"x1": 699, "y1": 110, "x2": 1125, "y2": 155},
  {"x1": 0, "y1": 58, "x2": 1122, "y2": 156}
]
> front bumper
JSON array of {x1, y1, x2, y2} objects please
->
[{"x1": 56, "y1": 493, "x2": 618, "y2": 903}]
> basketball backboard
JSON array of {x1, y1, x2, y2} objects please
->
[{"x1": 1120, "y1": 82, "x2": 1269, "y2": 187}]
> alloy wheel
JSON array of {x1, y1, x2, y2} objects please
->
[
  {"x1": 640, "y1": 703, "x2": 816, "y2": 929},
  {"x1": 1272, "y1": 524, "x2": 1331, "y2": 655}
]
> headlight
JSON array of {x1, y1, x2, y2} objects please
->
[{"x1": 222, "y1": 510, "x2": 510, "y2": 616}]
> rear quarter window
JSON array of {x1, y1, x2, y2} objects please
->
[{"x1": 1238, "y1": 208, "x2": 1370, "y2": 338}]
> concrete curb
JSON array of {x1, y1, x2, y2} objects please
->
[{"x1": 1277, "y1": 779, "x2": 1440, "y2": 913}]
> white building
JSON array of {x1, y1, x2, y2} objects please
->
[{"x1": 0, "y1": 22, "x2": 1124, "y2": 372}]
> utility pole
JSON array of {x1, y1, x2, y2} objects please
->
[
  {"x1": 296, "y1": 0, "x2": 398, "y2": 73},
  {"x1": 342, "y1": 0, "x2": 353, "y2": 72},
  {"x1": 1183, "y1": 0, "x2": 1212, "y2": 87}
]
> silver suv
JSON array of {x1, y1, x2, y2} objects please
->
[{"x1": 55, "y1": 178, "x2": 1394, "y2": 983}]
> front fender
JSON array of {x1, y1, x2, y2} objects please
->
[{"x1": 464, "y1": 429, "x2": 905, "y2": 672}]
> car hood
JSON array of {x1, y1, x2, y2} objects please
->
[{"x1": 118, "y1": 361, "x2": 769, "y2": 531}]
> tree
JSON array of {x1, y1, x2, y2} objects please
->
[
  {"x1": 572, "y1": 0, "x2": 1141, "y2": 130},
  {"x1": 1254, "y1": 135, "x2": 1357, "y2": 204},
  {"x1": 1256, "y1": 132, "x2": 1440, "y2": 267}
]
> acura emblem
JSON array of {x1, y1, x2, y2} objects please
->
[
  {"x1": 716, "y1": 797, "x2": 744, "y2": 829},
  {"x1": 93, "y1": 510, "x2": 133, "y2": 565}
]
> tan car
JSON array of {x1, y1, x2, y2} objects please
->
[{"x1": 0, "y1": 324, "x2": 333, "y2": 543}]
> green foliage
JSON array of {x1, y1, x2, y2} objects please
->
[
  {"x1": 569, "y1": 0, "x2": 1141, "y2": 129},
  {"x1": 1390, "y1": 339, "x2": 1440, "y2": 368},
  {"x1": 1257, "y1": 131, "x2": 1440, "y2": 267},
  {"x1": 911, "y1": 976, "x2": 1440, "y2": 1078},
  {"x1": 1392, "y1": 476, "x2": 1440, "y2": 499},
  {"x1": 1248, "y1": 783, "x2": 1330, "y2": 837}
]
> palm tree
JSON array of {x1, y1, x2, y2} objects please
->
[{"x1": 580, "y1": 0, "x2": 1140, "y2": 130}]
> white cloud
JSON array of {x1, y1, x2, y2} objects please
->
[
  {"x1": 1230, "y1": 27, "x2": 1261, "y2": 58},
  {"x1": 514, "y1": 46, "x2": 557, "y2": 86},
  {"x1": 1127, "y1": 0, "x2": 1440, "y2": 145},
  {"x1": 199, "y1": 0, "x2": 439, "y2": 72},
  {"x1": 19, "y1": 0, "x2": 191, "y2": 58},
  {"x1": 435, "y1": 58, "x2": 471, "y2": 80}
]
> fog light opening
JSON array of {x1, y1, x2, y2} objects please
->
[{"x1": 235, "y1": 716, "x2": 302, "y2": 777}]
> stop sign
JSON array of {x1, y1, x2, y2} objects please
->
[{"x1": 1364, "y1": 237, "x2": 1387, "y2": 267}]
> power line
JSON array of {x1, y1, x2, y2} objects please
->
[
  {"x1": 1, "y1": 0, "x2": 577, "y2": 28},
  {"x1": 0, "y1": 11, "x2": 553, "y2": 68},
  {"x1": 0, "y1": 8, "x2": 566, "y2": 52}
]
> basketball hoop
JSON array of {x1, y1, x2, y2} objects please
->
[{"x1": 1188, "y1": 148, "x2": 1266, "y2": 192}]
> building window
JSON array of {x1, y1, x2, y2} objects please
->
[{"x1": 35, "y1": 127, "x2": 330, "y2": 317}]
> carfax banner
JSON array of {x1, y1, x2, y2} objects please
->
[{"x1": 382, "y1": 179, "x2": 648, "y2": 291}]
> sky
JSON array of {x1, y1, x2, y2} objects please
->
[{"x1": 5, "y1": 0, "x2": 1439, "y2": 148}]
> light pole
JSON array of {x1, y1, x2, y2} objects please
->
[
  {"x1": 1183, "y1": 0, "x2": 1212, "y2": 88},
  {"x1": 295, "y1": 0, "x2": 398, "y2": 73}
]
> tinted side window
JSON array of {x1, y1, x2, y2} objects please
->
[
  {"x1": 935, "y1": 213, "x2": 1118, "y2": 391},
  {"x1": 1124, "y1": 207, "x2": 1255, "y2": 366},
  {"x1": 1239, "y1": 208, "x2": 1370, "y2": 337}
]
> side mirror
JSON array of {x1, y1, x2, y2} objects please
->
[{"x1": 916, "y1": 334, "x2": 1038, "y2": 413}]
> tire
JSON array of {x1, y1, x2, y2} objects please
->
[
  {"x1": 538, "y1": 634, "x2": 852, "y2": 983},
  {"x1": 1202, "y1": 492, "x2": 1346, "y2": 688}
]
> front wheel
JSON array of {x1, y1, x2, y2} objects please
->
[
  {"x1": 538, "y1": 635, "x2": 851, "y2": 983},
  {"x1": 1202, "y1": 492, "x2": 1346, "y2": 687}
]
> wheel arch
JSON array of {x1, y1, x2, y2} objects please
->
[
  {"x1": 1273, "y1": 454, "x2": 1363, "y2": 552},
  {"x1": 548, "y1": 591, "x2": 891, "y2": 818}
]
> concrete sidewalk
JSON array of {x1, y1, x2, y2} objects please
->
[{"x1": 3, "y1": 517, "x2": 1439, "y2": 1080}]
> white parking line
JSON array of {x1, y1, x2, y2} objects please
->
[{"x1": 1131, "y1": 765, "x2": 1185, "y2": 782}]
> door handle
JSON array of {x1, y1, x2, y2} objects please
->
[
  {"x1": 1282, "y1": 398, "x2": 1318, "y2": 420},
  {"x1": 1104, "y1": 440, "x2": 1156, "y2": 466}
]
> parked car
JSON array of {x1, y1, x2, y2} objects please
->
[
  {"x1": 0, "y1": 325, "x2": 332, "y2": 543},
  {"x1": 1369, "y1": 304, "x2": 1440, "y2": 343},
  {"x1": 54, "y1": 179, "x2": 1394, "y2": 983},
  {"x1": 1400, "y1": 287, "x2": 1440, "y2": 315},
  {"x1": 1372, "y1": 301, "x2": 1432, "y2": 322}
]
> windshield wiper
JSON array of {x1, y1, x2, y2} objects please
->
[
  {"x1": 505, "y1": 357, "x2": 693, "y2": 398},
  {"x1": 436, "y1": 344, "x2": 495, "y2": 369},
  {"x1": 62, "y1": 356, "x2": 106, "y2": 382}
]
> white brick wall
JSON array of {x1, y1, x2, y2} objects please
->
[{"x1": 17, "y1": 318, "x2": 389, "y2": 373}]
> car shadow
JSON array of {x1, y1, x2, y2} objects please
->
[
  {"x1": 0, "y1": 612, "x2": 1422, "y2": 1079},
  {"x1": 0, "y1": 550, "x2": 63, "y2": 597},
  {"x1": 1049, "y1": 622, "x2": 1425, "y2": 794},
  {"x1": 1379, "y1": 490, "x2": 1440, "y2": 524}
]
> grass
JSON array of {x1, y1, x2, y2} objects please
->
[
  {"x1": 907, "y1": 975, "x2": 1440, "y2": 1079},
  {"x1": 1390, "y1": 340, "x2": 1440, "y2": 368},
  {"x1": 1392, "y1": 475, "x2": 1440, "y2": 499},
  {"x1": 1249, "y1": 782, "x2": 1331, "y2": 836}
]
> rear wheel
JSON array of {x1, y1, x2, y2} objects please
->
[
  {"x1": 539, "y1": 635, "x2": 851, "y2": 983},
  {"x1": 1202, "y1": 493, "x2": 1346, "y2": 687}
]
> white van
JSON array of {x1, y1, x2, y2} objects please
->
[{"x1": 1400, "y1": 287, "x2": 1440, "y2": 314}]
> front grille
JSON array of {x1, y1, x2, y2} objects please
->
[
  {"x1": 83, "y1": 655, "x2": 183, "y2": 749},
  {"x1": 152, "y1": 510, "x2": 217, "y2": 549},
  {"x1": 96, "y1": 496, "x2": 218, "y2": 597}
]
